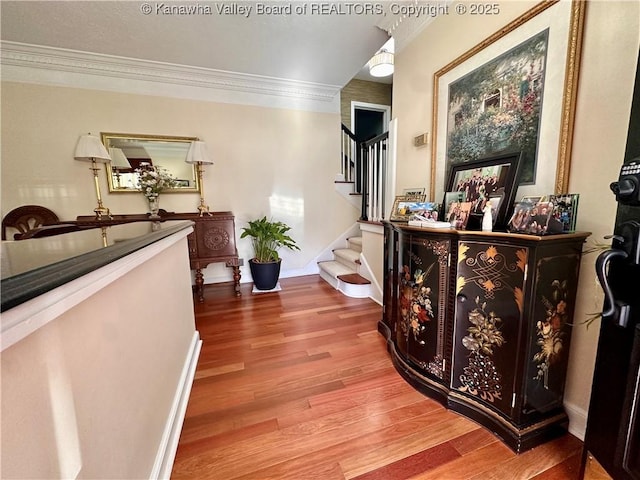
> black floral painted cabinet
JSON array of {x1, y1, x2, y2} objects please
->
[{"x1": 380, "y1": 223, "x2": 590, "y2": 453}]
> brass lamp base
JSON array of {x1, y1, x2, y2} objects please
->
[
  {"x1": 197, "y1": 200, "x2": 212, "y2": 217},
  {"x1": 90, "y1": 162, "x2": 112, "y2": 220},
  {"x1": 195, "y1": 163, "x2": 212, "y2": 216},
  {"x1": 94, "y1": 204, "x2": 112, "y2": 220}
]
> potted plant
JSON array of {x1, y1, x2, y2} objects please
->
[{"x1": 240, "y1": 216, "x2": 300, "y2": 290}]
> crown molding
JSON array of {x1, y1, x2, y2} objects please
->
[
  {"x1": 0, "y1": 41, "x2": 341, "y2": 112},
  {"x1": 375, "y1": 0, "x2": 453, "y2": 53}
]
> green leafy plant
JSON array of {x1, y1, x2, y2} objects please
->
[{"x1": 240, "y1": 216, "x2": 300, "y2": 263}]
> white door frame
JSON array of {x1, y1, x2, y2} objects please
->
[{"x1": 350, "y1": 101, "x2": 391, "y2": 136}]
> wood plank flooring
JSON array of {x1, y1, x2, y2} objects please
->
[{"x1": 171, "y1": 275, "x2": 583, "y2": 479}]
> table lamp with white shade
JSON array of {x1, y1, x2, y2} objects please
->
[
  {"x1": 74, "y1": 133, "x2": 112, "y2": 219},
  {"x1": 185, "y1": 140, "x2": 214, "y2": 216}
]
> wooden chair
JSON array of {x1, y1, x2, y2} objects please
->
[{"x1": 2, "y1": 205, "x2": 60, "y2": 240}]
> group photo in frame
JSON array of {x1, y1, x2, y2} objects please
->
[
  {"x1": 430, "y1": 1, "x2": 586, "y2": 210},
  {"x1": 444, "y1": 151, "x2": 522, "y2": 230}
]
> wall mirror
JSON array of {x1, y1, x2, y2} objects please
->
[{"x1": 101, "y1": 132, "x2": 201, "y2": 193}]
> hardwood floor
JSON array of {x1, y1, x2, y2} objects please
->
[{"x1": 171, "y1": 275, "x2": 584, "y2": 480}]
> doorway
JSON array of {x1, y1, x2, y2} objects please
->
[{"x1": 351, "y1": 101, "x2": 391, "y2": 142}]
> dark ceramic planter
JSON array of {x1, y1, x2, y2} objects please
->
[{"x1": 248, "y1": 258, "x2": 281, "y2": 290}]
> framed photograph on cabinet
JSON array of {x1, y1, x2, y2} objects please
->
[
  {"x1": 390, "y1": 195, "x2": 428, "y2": 221},
  {"x1": 445, "y1": 201, "x2": 473, "y2": 230},
  {"x1": 442, "y1": 191, "x2": 465, "y2": 217},
  {"x1": 445, "y1": 151, "x2": 522, "y2": 230},
  {"x1": 430, "y1": 1, "x2": 586, "y2": 205}
]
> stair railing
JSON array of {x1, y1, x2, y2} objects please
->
[
  {"x1": 360, "y1": 131, "x2": 389, "y2": 222},
  {"x1": 340, "y1": 124, "x2": 391, "y2": 222},
  {"x1": 340, "y1": 124, "x2": 359, "y2": 186}
]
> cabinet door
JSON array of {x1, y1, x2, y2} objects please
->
[
  {"x1": 397, "y1": 234, "x2": 450, "y2": 381},
  {"x1": 522, "y1": 251, "x2": 581, "y2": 420},
  {"x1": 452, "y1": 241, "x2": 528, "y2": 418},
  {"x1": 193, "y1": 217, "x2": 237, "y2": 259}
]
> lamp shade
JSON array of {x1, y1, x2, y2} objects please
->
[
  {"x1": 185, "y1": 141, "x2": 213, "y2": 165},
  {"x1": 369, "y1": 50, "x2": 394, "y2": 77},
  {"x1": 74, "y1": 134, "x2": 111, "y2": 163},
  {"x1": 109, "y1": 148, "x2": 130, "y2": 168}
]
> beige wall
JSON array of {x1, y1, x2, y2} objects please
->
[
  {"x1": 393, "y1": 0, "x2": 640, "y2": 436},
  {"x1": 1, "y1": 83, "x2": 360, "y2": 283},
  {"x1": 340, "y1": 78, "x2": 392, "y2": 128},
  {"x1": 1, "y1": 237, "x2": 196, "y2": 479}
]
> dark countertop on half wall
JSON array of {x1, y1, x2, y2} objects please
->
[{"x1": 1, "y1": 220, "x2": 193, "y2": 312}]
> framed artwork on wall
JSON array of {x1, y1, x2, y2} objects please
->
[{"x1": 430, "y1": 0, "x2": 586, "y2": 204}]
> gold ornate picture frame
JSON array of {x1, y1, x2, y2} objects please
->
[{"x1": 430, "y1": 0, "x2": 586, "y2": 203}]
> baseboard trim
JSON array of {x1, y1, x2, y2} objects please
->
[
  {"x1": 149, "y1": 331, "x2": 202, "y2": 480},
  {"x1": 564, "y1": 400, "x2": 588, "y2": 441}
]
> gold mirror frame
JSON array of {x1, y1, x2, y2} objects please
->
[
  {"x1": 429, "y1": 0, "x2": 586, "y2": 201},
  {"x1": 101, "y1": 132, "x2": 201, "y2": 194}
]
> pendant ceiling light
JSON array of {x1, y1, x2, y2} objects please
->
[{"x1": 369, "y1": 49, "x2": 394, "y2": 77}]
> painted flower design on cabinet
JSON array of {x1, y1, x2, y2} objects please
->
[
  {"x1": 400, "y1": 265, "x2": 435, "y2": 343},
  {"x1": 533, "y1": 279, "x2": 569, "y2": 388},
  {"x1": 456, "y1": 243, "x2": 527, "y2": 404},
  {"x1": 458, "y1": 297, "x2": 505, "y2": 402}
]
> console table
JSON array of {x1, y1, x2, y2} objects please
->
[
  {"x1": 75, "y1": 211, "x2": 242, "y2": 302},
  {"x1": 381, "y1": 222, "x2": 590, "y2": 453}
]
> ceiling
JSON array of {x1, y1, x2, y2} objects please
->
[{"x1": 0, "y1": 1, "x2": 397, "y2": 87}]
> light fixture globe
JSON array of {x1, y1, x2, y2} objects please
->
[{"x1": 369, "y1": 50, "x2": 394, "y2": 77}]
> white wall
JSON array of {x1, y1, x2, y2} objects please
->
[
  {"x1": 1, "y1": 235, "x2": 197, "y2": 479},
  {"x1": 563, "y1": 0, "x2": 639, "y2": 436},
  {"x1": 1, "y1": 82, "x2": 361, "y2": 285},
  {"x1": 393, "y1": 0, "x2": 639, "y2": 438}
]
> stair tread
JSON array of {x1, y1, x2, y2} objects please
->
[
  {"x1": 333, "y1": 248, "x2": 360, "y2": 264},
  {"x1": 318, "y1": 260, "x2": 356, "y2": 277},
  {"x1": 347, "y1": 236, "x2": 362, "y2": 253},
  {"x1": 337, "y1": 273, "x2": 370, "y2": 285}
]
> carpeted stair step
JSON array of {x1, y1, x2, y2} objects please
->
[
  {"x1": 347, "y1": 236, "x2": 362, "y2": 253},
  {"x1": 318, "y1": 260, "x2": 356, "y2": 279},
  {"x1": 332, "y1": 248, "x2": 361, "y2": 268}
]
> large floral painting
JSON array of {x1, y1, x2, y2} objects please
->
[
  {"x1": 431, "y1": 1, "x2": 586, "y2": 204},
  {"x1": 446, "y1": 29, "x2": 548, "y2": 184}
]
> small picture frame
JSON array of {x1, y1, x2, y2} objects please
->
[
  {"x1": 547, "y1": 193, "x2": 580, "y2": 233},
  {"x1": 508, "y1": 199, "x2": 556, "y2": 235},
  {"x1": 487, "y1": 194, "x2": 504, "y2": 226},
  {"x1": 389, "y1": 195, "x2": 429, "y2": 221},
  {"x1": 507, "y1": 202, "x2": 534, "y2": 233},
  {"x1": 442, "y1": 191, "x2": 465, "y2": 218},
  {"x1": 403, "y1": 187, "x2": 426, "y2": 198},
  {"x1": 445, "y1": 201, "x2": 473, "y2": 230},
  {"x1": 521, "y1": 195, "x2": 546, "y2": 204}
]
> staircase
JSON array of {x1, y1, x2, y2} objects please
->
[
  {"x1": 317, "y1": 122, "x2": 394, "y2": 300},
  {"x1": 318, "y1": 235, "x2": 371, "y2": 299}
]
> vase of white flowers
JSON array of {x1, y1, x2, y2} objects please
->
[
  {"x1": 147, "y1": 195, "x2": 160, "y2": 219},
  {"x1": 135, "y1": 163, "x2": 177, "y2": 219}
]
